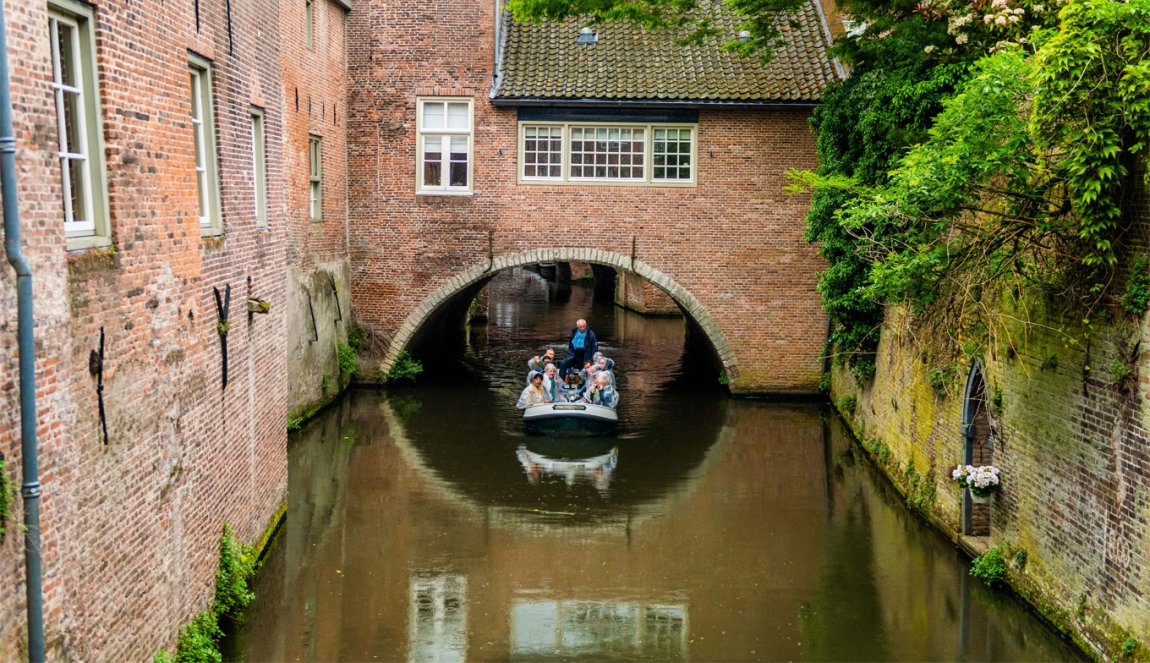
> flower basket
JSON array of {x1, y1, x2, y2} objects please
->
[{"x1": 952, "y1": 464, "x2": 1000, "y2": 502}]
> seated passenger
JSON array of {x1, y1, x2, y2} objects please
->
[
  {"x1": 581, "y1": 372, "x2": 619, "y2": 409},
  {"x1": 517, "y1": 372, "x2": 548, "y2": 409},
  {"x1": 592, "y1": 352, "x2": 615, "y2": 372},
  {"x1": 542, "y1": 364, "x2": 562, "y2": 403},
  {"x1": 594, "y1": 356, "x2": 616, "y2": 387}
]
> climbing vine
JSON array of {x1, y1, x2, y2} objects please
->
[{"x1": 793, "y1": 0, "x2": 1150, "y2": 364}]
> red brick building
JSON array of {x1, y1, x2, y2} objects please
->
[
  {"x1": 348, "y1": 0, "x2": 839, "y2": 393},
  {"x1": 0, "y1": 0, "x2": 835, "y2": 657},
  {"x1": 0, "y1": 0, "x2": 348, "y2": 657}
]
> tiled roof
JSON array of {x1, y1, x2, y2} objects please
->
[{"x1": 494, "y1": 1, "x2": 841, "y2": 105}]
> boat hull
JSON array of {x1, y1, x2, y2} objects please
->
[{"x1": 523, "y1": 402, "x2": 618, "y2": 436}]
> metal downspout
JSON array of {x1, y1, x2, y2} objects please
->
[{"x1": 0, "y1": 0, "x2": 46, "y2": 660}]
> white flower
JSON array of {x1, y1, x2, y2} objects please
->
[
  {"x1": 1033, "y1": 4, "x2": 1045, "y2": 10},
  {"x1": 1013, "y1": 7, "x2": 1026, "y2": 14},
  {"x1": 991, "y1": 0, "x2": 1008, "y2": 8},
  {"x1": 956, "y1": 33, "x2": 969, "y2": 44},
  {"x1": 995, "y1": 15, "x2": 1008, "y2": 25},
  {"x1": 924, "y1": 44, "x2": 937, "y2": 53},
  {"x1": 984, "y1": 13, "x2": 995, "y2": 22},
  {"x1": 1008, "y1": 14, "x2": 1020, "y2": 22}
]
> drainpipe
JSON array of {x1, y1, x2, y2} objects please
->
[{"x1": 0, "y1": 0, "x2": 46, "y2": 660}]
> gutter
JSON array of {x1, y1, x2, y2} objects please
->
[
  {"x1": 0, "y1": 0, "x2": 46, "y2": 660},
  {"x1": 490, "y1": 97, "x2": 819, "y2": 110}
]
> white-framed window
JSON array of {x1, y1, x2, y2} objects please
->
[
  {"x1": 308, "y1": 135, "x2": 322, "y2": 220},
  {"x1": 417, "y1": 97, "x2": 473, "y2": 195},
  {"x1": 251, "y1": 108, "x2": 267, "y2": 227},
  {"x1": 518, "y1": 122, "x2": 697, "y2": 186},
  {"x1": 189, "y1": 54, "x2": 222, "y2": 235},
  {"x1": 49, "y1": 0, "x2": 110, "y2": 249}
]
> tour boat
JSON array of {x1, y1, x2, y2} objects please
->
[{"x1": 522, "y1": 401, "x2": 618, "y2": 436}]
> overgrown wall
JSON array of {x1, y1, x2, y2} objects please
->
[{"x1": 832, "y1": 302, "x2": 1150, "y2": 658}]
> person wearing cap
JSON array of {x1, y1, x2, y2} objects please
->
[{"x1": 559, "y1": 318, "x2": 598, "y2": 378}]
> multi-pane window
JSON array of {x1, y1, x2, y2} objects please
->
[
  {"x1": 522, "y1": 126, "x2": 562, "y2": 179},
  {"x1": 308, "y1": 135, "x2": 322, "y2": 220},
  {"x1": 518, "y1": 123, "x2": 695, "y2": 185},
  {"x1": 652, "y1": 128, "x2": 693, "y2": 181},
  {"x1": 417, "y1": 98, "x2": 472, "y2": 194},
  {"x1": 251, "y1": 109, "x2": 267, "y2": 227},
  {"x1": 49, "y1": 0, "x2": 109, "y2": 246},
  {"x1": 189, "y1": 55, "x2": 221, "y2": 234},
  {"x1": 570, "y1": 127, "x2": 645, "y2": 181}
]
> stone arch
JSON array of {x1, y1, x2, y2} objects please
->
[
  {"x1": 380, "y1": 248, "x2": 737, "y2": 378},
  {"x1": 961, "y1": 361, "x2": 993, "y2": 536}
]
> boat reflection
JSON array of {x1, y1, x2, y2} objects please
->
[
  {"x1": 511, "y1": 598, "x2": 688, "y2": 661},
  {"x1": 516, "y1": 438, "x2": 619, "y2": 493}
]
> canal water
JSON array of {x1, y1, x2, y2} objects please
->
[{"x1": 228, "y1": 269, "x2": 1082, "y2": 662}]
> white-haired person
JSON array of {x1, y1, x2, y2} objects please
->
[{"x1": 581, "y1": 372, "x2": 619, "y2": 409}]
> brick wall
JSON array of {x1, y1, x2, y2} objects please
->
[
  {"x1": 345, "y1": 0, "x2": 828, "y2": 394},
  {"x1": 281, "y1": 0, "x2": 352, "y2": 415},
  {"x1": 0, "y1": 0, "x2": 320, "y2": 655},
  {"x1": 833, "y1": 298, "x2": 1150, "y2": 656}
]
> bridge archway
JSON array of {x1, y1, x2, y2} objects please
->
[{"x1": 379, "y1": 249, "x2": 738, "y2": 379}]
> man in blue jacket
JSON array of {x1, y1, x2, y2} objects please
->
[{"x1": 559, "y1": 318, "x2": 597, "y2": 378}]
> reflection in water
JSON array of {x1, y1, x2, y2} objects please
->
[
  {"x1": 517, "y1": 442, "x2": 618, "y2": 493},
  {"x1": 227, "y1": 271, "x2": 1083, "y2": 662},
  {"x1": 409, "y1": 575, "x2": 468, "y2": 662},
  {"x1": 511, "y1": 600, "x2": 687, "y2": 661}
]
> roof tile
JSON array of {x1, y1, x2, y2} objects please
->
[{"x1": 495, "y1": 1, "x2": 840, "y2": 104}]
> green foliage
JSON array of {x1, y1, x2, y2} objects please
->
[
  {"x1": 718, "y1": 370, "x2": 729, "y2": 386},
  {"x1": 387, "y1": 350, "x2": 424, "y2": 384},
  {"x1": 971, "y1": 546, "x2": 1008, "y2": 586},
  {"x1": 0, "y1": 457, "x2": 13, "y2": 542},
  {"x1": 818, "y1": 370, "x2": 831, "y2": 392},
  {"x1": 1122, "y1": 258, "x2": 1150, "y2": 316},
  {"x1": 1030, "y1": 0, "x2": 1150, "y2": 268},
  {"x1": 928, "y1": 364, "x2": 957, "y2": 394},
  {"x1": 505, "y1": 0, "x2": 809, "y2": 59},
  {"x1": 338, "y1": 340, "x2": 359, "y2": 375},
  {"x1": 800, "y1": 29, "x2": 971, "y2": 376},
  {"x1": 346, "y1": 325, "x2": 366, "y2": 351},
  {"x1": 173, "y1": 612, "x2": 222, "y2": 663},
  {"x1": 1110, "y1": 358, "x2": 1132, "y2": 387},
  {"x1": 863, "y1": 438, "x2": 891, "y2": 464},
  {"x1": 992, "y1": 385, "x2": 1004, "y2": 411},
  {"x1": 904, "y1": 460, "x2": 937, "y2": 514},
  {"x1": 837, "y1": 394, "x2": 858, "y2": 416},
  {"x1": 155, "y1": 524, "x2": 258, "y2": 663},
  {"x1": 215, "y1": 524, "x2": 256, "y2": 618},
  {"x1": 287, "y1": 414, "x2": 304, "y2": 432},
  {"x1": 1121, "y1": 635, "x2": 1138, "y2": 658}
]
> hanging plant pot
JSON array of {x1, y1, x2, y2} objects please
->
[{"x1": 970, "y1": 490, "x2": 992, "y2": 504}]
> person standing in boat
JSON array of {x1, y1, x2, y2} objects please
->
[
  {"x1": 559, "y1": 318, "x2": 598, "y2": 378},
  {"x1": 581, "y1": 372, "x2": 619, "y2": 409},
  {"x1": 517, "y1": 371, "x2": 548, "y2": 409}
]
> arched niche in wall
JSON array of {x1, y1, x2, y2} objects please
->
[{"x1": 961, "y1": 361, "x2": 993, "y2": 536}]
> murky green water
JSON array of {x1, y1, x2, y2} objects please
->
[{"x1": 228, "y1": 270, "x2": 1082, "y2": 662}]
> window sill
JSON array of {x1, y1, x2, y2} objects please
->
[
  {"x1": 66, "y1": 234, "x2": 114, "y2": 253},
  {"x1": 517, "y1": 178, "x2": 696, "y2": 188},
  {"x1": 416, "y1": 190, "x2": 474, "y2": 197}
]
